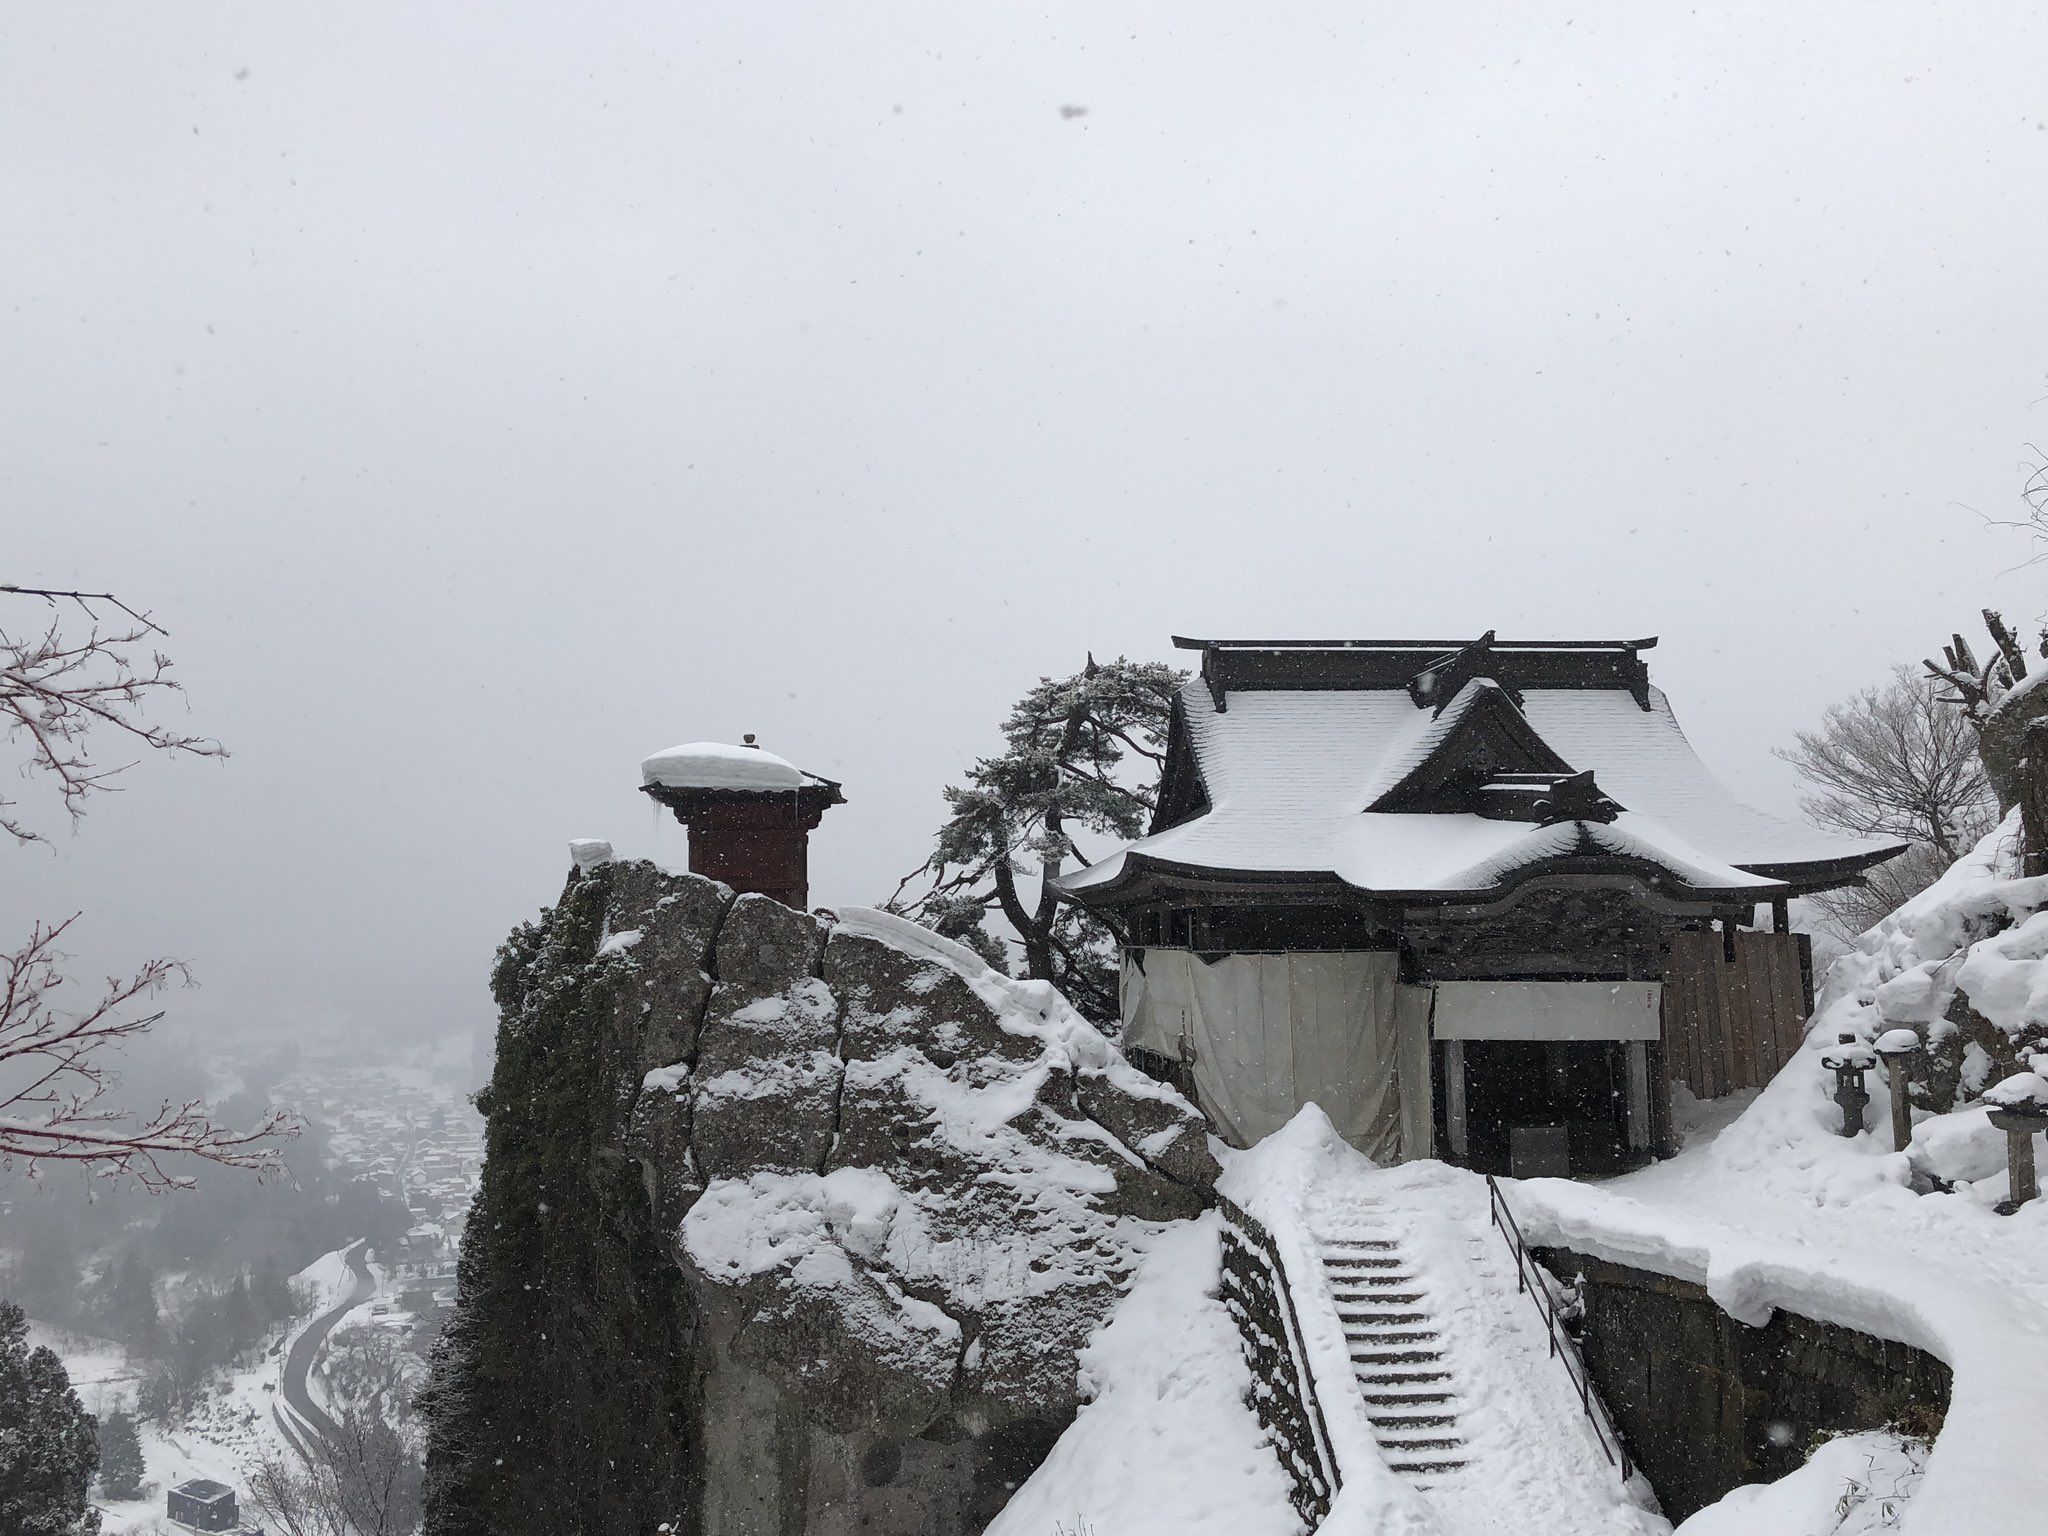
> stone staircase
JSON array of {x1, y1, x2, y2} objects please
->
[{"x1": 1317, "y1": 1206, "x2": 1469, "y2": 1488}]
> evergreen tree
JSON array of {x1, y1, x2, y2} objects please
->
[
  {"x1": 135, "y1": 1367, "x2": 174, "y2": 1424},
  {"x1": 96, "y1": 1252, "x2": 164, "y2": 1358},
  {"x1": 96, "y1": 1410, "x2": 144, "y2": 1501},
  {"x1": 892, "y1": 656, "x2": 1184, "y2": 1021},
  {"x1": 223, "y1": 1274, "x2": 257, "y2": 1357},
  {"x1": 0, "y1": 1297, "x2": 102, "y2": 1535},
  {"x1": 251, "y1": 1257, "x2": 296, "y2": 1325},
  {"x1": 419, "y1": 869, "x2": 695, "y2": 1536}
]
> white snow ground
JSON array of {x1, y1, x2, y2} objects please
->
[
  {"x1": 997, "y1": 1112, "x2": 1669, "y2": 1536},
  {"x1": 45, "y1": 1325, "x2": 295, "y2": 1534},
  {"x1": 1670, "y1": 1431, "x2": 1927, "y2": 1536},
  {"x1": 984, "y1": 1215, "x2": 1299, "y2": 1536},
  {"x1": 292, "y1": 1246, "x2": 358, "y2": 1316}
]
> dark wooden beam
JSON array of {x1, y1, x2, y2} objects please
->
[{"x1": 1171, "y1": 636, "x2": 1660, "y2": 651}]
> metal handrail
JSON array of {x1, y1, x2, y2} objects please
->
[{"x1": 1484, "y1": 1176, "x2": 1634, "y2": 1483}]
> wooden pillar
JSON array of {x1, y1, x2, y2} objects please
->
[
  {"x1": 1875, "y1": 1034, "x2": 1923, "y2": 1152},
  {"x1": 1625, "y1": 1041, "x2": 1652, "y2": 1151},
  {"x1": 2007, "y1": 1127, "x2": 2038, "y2": 1209},
  {"x1": 2024, "y1": 719, "x2": 2048, "y2": 879},
  {"x1": 1989, "y1": 1106, "x2": 2044, "y2": 1211},
  {"x1": 1770, "y1": 897, "x2": 1790, "y2": 934},
  {"x1": 1648, "y1": 1042, "x2": 1679, "y2": 1157},
  {"x1": 1444, "y1": 1039, "x2": 1469, "y2": 1161}
]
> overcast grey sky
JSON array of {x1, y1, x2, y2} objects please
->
[{"x1": 5, "y1": 3, "x2": 2046, "y2": 1058}]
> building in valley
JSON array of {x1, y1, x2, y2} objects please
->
[
  {"x1": 1057, "y1": 635, "x2": 1901, "y2": 1177},
  {"x1": 166, "y1": 1478, "x2": 247, "y2": 1532}
]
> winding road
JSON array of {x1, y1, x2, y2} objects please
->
[{"x1": 279, "y1": 1239, "x2": 374, "y2": 1445}]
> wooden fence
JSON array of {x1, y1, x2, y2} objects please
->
[{"x1": 1661, "y1": 930, "x2": 1813, "y2": 1101}]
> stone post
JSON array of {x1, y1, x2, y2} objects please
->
[
  {"x1": 1984, "y1": 1073, "x2": 2048, "y2": 1214},
  {"x1": 1874, "y1": 1029, "x2": 1921, "y2": 1153}
]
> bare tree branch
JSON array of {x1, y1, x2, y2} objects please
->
[
  {"x1": 1984, "y1": 608, "x2": 2031, "y2": 683},
  {"x1": 0, "y1": 584, "x2": 168, "y2": 636},
  {"x1": 0, "y1": 915, "x2": 296, "y2": 1190},
  {"x1": 1777, "y1": 665, "x2": 1996, "y2": 863},
  {"x1": 0, "y1": 588, "x2": 289, "y2": 1187},
  {"x1": 1, "y1": 592, "x2": 225, "y2": 845}
]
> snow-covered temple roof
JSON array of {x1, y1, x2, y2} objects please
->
[
  {"x1": 641, "y1": 739, "x2": 807, "y2": 791},
  {"x1": 1061, "y1": 637, "x2": 1903, "y2": 907}
]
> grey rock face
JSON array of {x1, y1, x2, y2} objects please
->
[
  {"x1": 1076, "y1": 1068, "x2": 1222, "y2": 1193},
  {"x1": 714, "y1": 892, "x2": 828, "y2": 1000},
  {"x1": 518, "y1": 864, "x2": 1214, "y2": 1535},
  {"x1": 625, "y1": 1070, "x2": 700, "y2": 1251},
  {"x1": 692, "y1": 976, "x2": 843, "y2": 1180},
  {"x1": 603, "y1": 859, "x2": 730, "y2": 1074},
  {"x1": 1977, "y1": 684, "x2": 2048, "y2": 813},
  {"x1": 691, "y1": 893, "x2": 841, "y2": 1179}
]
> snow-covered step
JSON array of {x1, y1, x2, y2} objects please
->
[
  {"x1": 1316, "y1": 1225, "x2": 1470, "y2": 1486},
  {"x1": 1289, "y1": 1160, "x2": 1666, "y2": 1533}
]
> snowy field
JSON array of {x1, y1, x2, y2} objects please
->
[
  {"x1": 31, "y1": 1244, "x2": 379, "y2": 1533},
  {"x1": 47, "y1": 1324, "x2": 294, "y2": 1535}
]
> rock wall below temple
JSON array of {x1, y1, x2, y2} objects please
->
[
  {"x1": 421, "y1": 857, "x2": 1215, "y2": 1536},
  {"x1": 1540, "y1": 1247, "x2": 1950, "y2": 1523}
]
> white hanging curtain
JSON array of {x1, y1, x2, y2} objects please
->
[
  {"x1": 1122, "y1": 949, "x2": 1406, "y2": 1160},
  {"x1": 1431, "y1": 980, "x2": 1662, "y2": 1040},
  {"x1": 1394, "y1": 984, "x2": 1436, "y2": 1161}
]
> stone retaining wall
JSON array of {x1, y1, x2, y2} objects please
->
[
  {"x1": 1538, "y1": 1246, "x2": 1951, "y2": 1523},
  {"x1": 1216, "y1": 1195, "x2": 1337, "y2": 1527}
]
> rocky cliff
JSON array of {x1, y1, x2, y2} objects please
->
[{"x1": 422, "y1": 855, "x2": 1215, "y2": 1536}]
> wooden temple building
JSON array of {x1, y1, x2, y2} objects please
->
[
  {"x1": 640, "y1": 736, "x2": 844, "y2": 910},
  {"x1": 1057, "y1": 636, "x2": 1902, "y2": 1177}
]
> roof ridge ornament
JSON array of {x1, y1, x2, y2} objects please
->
[
  {"x1": 1364, "y1": 681, "x2": 1575, "y2": 813},
  {"x1": 1409, "y1": 631, "x2": 1522, "y2": 714},
  {"x1": 1477, "y1": 768, "x2": 1623, "y2": 825}
]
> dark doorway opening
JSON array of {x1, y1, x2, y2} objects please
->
[{"x1": 1449, "y1": 1040, "x2": 1640, "y2": 1177}]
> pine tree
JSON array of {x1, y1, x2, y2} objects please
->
[
  {"x1": 96, "y1": 1410, "x2": 144, "y2": 1501},
  {"x1": 892, "y1": 656, "x2": 1184, "y2": 1020},
  {"x1": 0, "y1": 1297, "x2": 102, "y2": 1535}
]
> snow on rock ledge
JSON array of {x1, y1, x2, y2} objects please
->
[
  {"x1": 673, "y1": 896, "x2": 1219, "y2": 1427},
  {"x1": 457, "y1": 854, "x2": 1222, "y2": 1534},
  {"x1": 499, "y1": 860, "x2": 1221, "y2": 1461}
]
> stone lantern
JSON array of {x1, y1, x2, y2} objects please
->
[
  {"x1": 1873, "y1": 1028, "x2": 1922, "y2": 1152},
  {"x1": 639, "y1": 736, "x2": 845, "y2": 910},
  {"x1": 1983, "y1": 1071, "x2": 2048, "y2": 1214},
  {"x1": 1819, "y1": 1032, "x2": 1877, "y2": 1138}
]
